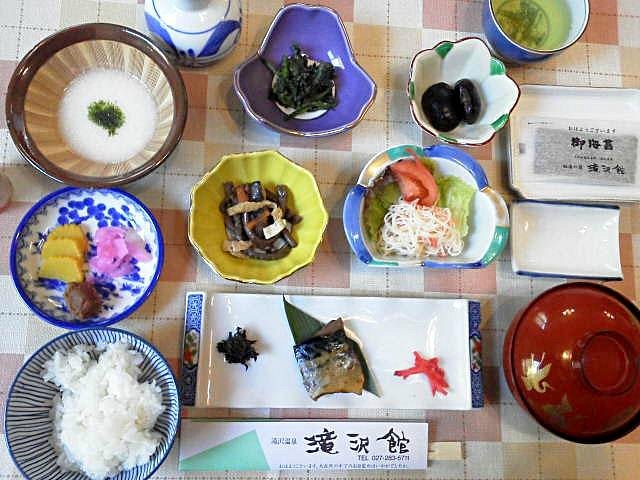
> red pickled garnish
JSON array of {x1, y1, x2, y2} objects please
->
[{"x1": 394, "y1": 351, "x2": 449, "y2": 397}]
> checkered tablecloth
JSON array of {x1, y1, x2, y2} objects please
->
[{"x1": 1, "y1": 1, "x2": 639, "y2": 479}]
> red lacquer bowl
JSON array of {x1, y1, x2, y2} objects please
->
[{"x1": 504, "y1": 282, "x2": 640, "y2": 443}]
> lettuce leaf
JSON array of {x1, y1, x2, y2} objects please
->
[
  {"x1": 363, "y1": 181, "x2": 400, "y2": 241},
  {"x1": 436, "y1": 175, "x2": 475, "y2": 238}
]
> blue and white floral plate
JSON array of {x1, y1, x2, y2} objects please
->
[
  {"x1": 10, "y1": 187, "x2": 164, "y2": 329},
  {"x1": 4, "y1": 327, "x2": 180, "y2": 480}
]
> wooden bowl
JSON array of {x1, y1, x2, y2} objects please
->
[{"x1": 5, "y1": 23, "x2": 187, "y2": 188}]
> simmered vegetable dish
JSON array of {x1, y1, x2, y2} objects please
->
[{"x1": 221, "y1": 181, "x2": 302, "y2": 260}]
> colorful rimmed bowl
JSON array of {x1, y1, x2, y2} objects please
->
[
  {"x1": 483, "y1": 0, "x2": 590, "y2": 64},
  {"x1": 6, "y1": 23, "x2": 187, "y2": 188},
  {"x1": 408, "y1": 37, "x2": 520, "y2": 146},
  {"x1": 189, "y1": 150, "x2": 328, "y2": 284},
  {"x1": 343, "y1": 144, "x2": 509, "y2": 268},
  {"x1": 504, "y1": 283, "x2": 640, "y2": 443},
  {"x1": 233, "y1": 3, "x2": 376, "y2": 137},
  {"x1": 10, "y1": 187, "x2": 164, "y2": 329},
  {"x1": 4, "y1": 327, "x2": 180, "y2": 480}
]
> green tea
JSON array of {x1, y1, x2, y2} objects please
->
[{"x1": 492, "y1": 0, "x2": 572, "y2": 51}]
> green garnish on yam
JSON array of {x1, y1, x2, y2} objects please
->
[{"x1": 88, "y1": 100, "x2": 125, "y2": 136}]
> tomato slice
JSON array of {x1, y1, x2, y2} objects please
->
[
  {"x1": 389, "y1": 157, "x2": 438, "y2": 207},
  {"x1": 390, "y1": 172, "x2": 427, "y2": 204}
]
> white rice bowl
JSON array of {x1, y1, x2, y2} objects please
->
[{"x1": 42, "y1": 342, "x2": 165, "y2": 480}]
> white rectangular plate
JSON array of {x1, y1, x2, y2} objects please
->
[
  {"x1": 511, "y1": 201, "x2": 622, "y2": 279},
  {"x1": 195, "y1": 293, "x2": 482, "y2": 410},
  {"x1": 508, "y1": 84, "x2": 640, "y2": 202}
]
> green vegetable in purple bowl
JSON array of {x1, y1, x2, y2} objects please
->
[{"x1": 262, "y1": 44, "x2": 337, "y2": 120}]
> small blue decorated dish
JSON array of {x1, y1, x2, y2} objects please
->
[
  {"x1": 233, "y1": 3, "x2": 376, "y2": 137},
  {"x1": 4, "y1": 327, "x2": 179, "y2": 480},
  {"x1": 10, "y1": 187, "x2": 164, "y2": 329},
  {"x1": 343, "y1": 144, "x2": 509, "y2": 268}
]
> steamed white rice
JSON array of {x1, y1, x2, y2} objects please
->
[{"x1": 42, "y1": 342, "x2": 165, "y2": 480}]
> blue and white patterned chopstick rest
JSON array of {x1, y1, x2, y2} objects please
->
[
  {"x1": 180, "y1": 291, "x2": 206, "y2": 406},
  {"x1": 468, "y1": 301, "x2": 484, "y2": 409}
]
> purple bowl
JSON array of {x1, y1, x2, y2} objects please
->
[{"x1": 233, "y1": 3, "x2": 376, "y2": 137}]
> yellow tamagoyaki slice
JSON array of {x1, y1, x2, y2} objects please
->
[
  {"x1": 47, "y1": 224, "x2": 87, "y2": 252},
  {"x1": 41, "y1": 238, "x2": 86, "y2": 260},
  {"x1": 39, "y1": 256, "x2": 84, "y2": 283}
]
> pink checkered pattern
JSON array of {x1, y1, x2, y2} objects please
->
[{"x1": 1, "y1": 0, "x2": 639, "y2": 478}]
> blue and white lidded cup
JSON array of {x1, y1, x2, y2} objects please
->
[{"x1": 145, "y1": 0, "x2": 242, "y2": 67}]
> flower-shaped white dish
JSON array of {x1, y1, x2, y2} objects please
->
[
  {"x1": 408, "y1": 37, "x2": 520, "y2": 146},
  {"x1": 511, "y1": 201, "x2": 622, "y2": 280},
  {"x1": 10, "y1": 187, "x2": 163, "y2": 329}
]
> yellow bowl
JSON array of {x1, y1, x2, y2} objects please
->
[{"x1": 189, "y1": 151, "x2": 328, "y2": 284}]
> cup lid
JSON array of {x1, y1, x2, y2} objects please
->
[{"x1": 508, "y1": 283, "x2": 640, "y2": 442}]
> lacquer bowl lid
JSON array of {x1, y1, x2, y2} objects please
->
[{"x1": 505, "y1": 282, "x2": 640, "y2": 443}]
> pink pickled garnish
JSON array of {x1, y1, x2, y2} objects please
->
[
  {"x1": 394, "y1": 351, "x2": 449, "y2": 397},
  {"x1": 89, "y1": 226, "x2": 151, "y2": 278},
  {"x1": 124, "y1": 229, "x2": 152, "y2": 262}
]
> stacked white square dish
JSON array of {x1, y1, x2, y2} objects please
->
[
  {"x1": 508, "y1": 85, "x2": 640, "y2": 202},
  {"x1": 510, "y1": 201, "x2": 622, "y2": 280}
]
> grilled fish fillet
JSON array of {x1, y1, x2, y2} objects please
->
[{"x1": 293, "y1": 319, "x2": 365, "y2": 400}]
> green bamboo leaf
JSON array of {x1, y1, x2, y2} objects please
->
[
  {"x1": 355, "y1": 343, "x2": 380, "y2": 397},
  {"x1": 282, "y1": 296, "x2": 380, "y2": 397},
  {"x1": 283, "y1": 296, "x2": 324, "y2": 344}
]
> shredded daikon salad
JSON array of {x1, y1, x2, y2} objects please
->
[{"x1": 377, "y1": 199, "x2": 463, "y2": 258}]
